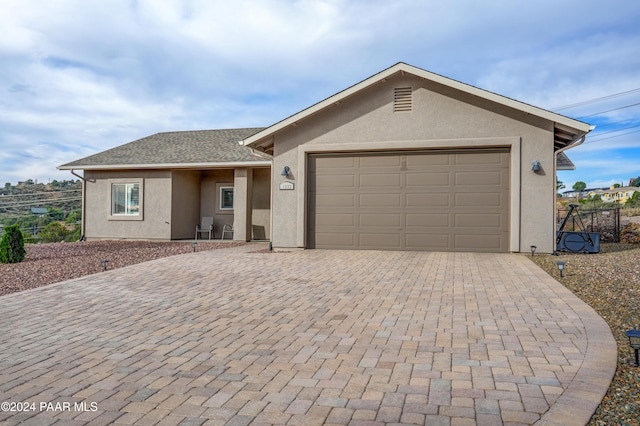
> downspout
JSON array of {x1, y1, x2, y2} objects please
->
[{"x1": 70, "y1": 169, "x2": 87, "y2": 240}]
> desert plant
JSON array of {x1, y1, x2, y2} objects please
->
[
  {"x1": 621, "y1": 223, "x2": 640, "y2": 244},
  {"x1": 0, "y1": 224, "x2": 26, "y2": 263}
]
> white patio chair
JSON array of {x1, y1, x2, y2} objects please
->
[
  {"x1": 222, "y1": 224, "x2": 234, "y2": 240},
  {"x1": 195, "y1": 217, "x2": 214, "y2": 240}
]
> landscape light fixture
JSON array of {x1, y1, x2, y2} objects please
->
[
  {"x1": 626, "y1": 329, "x2": 640, "y2": 366},
  {"x1": 530, "y1": 245, "x2": 537, "y2": 257},
  {"x1": 192, "y1": 241, "x2": 198, "y2": 252},
  {"x1": 101, "y1": 259, "x2": 109, "y2": 271},
  {"x1": 556, "y1": 261, "x2": 565, "y2": 278},
  {"x1": 281, "y1": 166, "x2": 291, "y2": 177},
  {"x1": 532, "y1": 160, "x2": 541, "y2": 172}
]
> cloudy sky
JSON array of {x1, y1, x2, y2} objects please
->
[{"x1": 1, "y1": 0, "x2": 639, "y2": 190}]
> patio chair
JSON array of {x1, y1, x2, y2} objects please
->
[
  {"x1": 222, "y1": 223, "x2": 234, "y2": 240},
  {"x1": 195, "y1": 217, "x2": 214, "y2": 240}
]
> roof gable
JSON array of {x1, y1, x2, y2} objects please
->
[
  {"x1": 59, "y1": 128, "x2": 270, "y2": 170},
  {"x1": 246, "y1": 62, "x2": 593, "y2": 153}
]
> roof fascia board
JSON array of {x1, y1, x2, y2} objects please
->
[
  {"x1": 246, "y1": 62, "x2": 592, "y2": 147},
  {"x1": 57, "y1": 161, "x2": 272, "y2": 171}
]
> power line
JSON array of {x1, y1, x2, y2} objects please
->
[
  {"x1": 0, "y1": 189, "x2": 81, "y2": 198},
  {"x1": 0, "y1": 196, "x2": 82, "y2": 208},
  {"x1": 577, "y1": 102, "x2": 640, "y2": 119},
  {"x1": 552, "y1": 87, "x2": 640, "y2": 111},
  {"x1": 584, "y1": 128, "x2": 640, "y2": 144}
]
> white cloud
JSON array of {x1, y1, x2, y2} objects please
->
[{"x1": 1, "y1": 0, "x2": 640, "y2": 185}]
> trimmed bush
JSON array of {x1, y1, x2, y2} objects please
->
[{"x1": 0, "y1": 224, "x2": 26, "y2": 264}]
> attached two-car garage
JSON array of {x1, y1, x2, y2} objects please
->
[{"x1": 307, "y1": 149, "x2": 510, "y2": 252}]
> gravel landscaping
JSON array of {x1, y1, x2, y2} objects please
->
[
  {"x1": 1, "y1": 240, "x2": 638, "y2": 424},
  {"x1": 0, "y1": 240, "x2": 245, "y2": 296},
  {"x1": 529, "y1": 243, "x2": 640, "y2": 426}
]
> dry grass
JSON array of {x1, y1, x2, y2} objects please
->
[{"x1": 529, "y1": 243, "x2": 640, "y2": 425}]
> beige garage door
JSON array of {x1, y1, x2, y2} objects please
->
[{"x1": 307, "y1": 149, "x2": 510, "y2": 252}]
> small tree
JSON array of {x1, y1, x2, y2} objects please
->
[
  {"x1": 572, "y1": 181, "x2": 587, "y2": 201},
  {"x1": 37, "y1": 222, "x2": 70, "y2": 243},
  {"x1": 0, "y1": 224, "x2": 26, "y2": 264}
]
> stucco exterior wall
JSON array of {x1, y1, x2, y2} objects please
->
[
  {"x1": 171, "y1": 170, "x2": 201, "y2": 239},
  {"x1": 270, "y1": 73, "x2": 557, "y2": 252},
  {"x1": 252, "y1": 168, "x2": 271, "y2": 240},
  {"x1": 84, "y1": 170, "x2": 172, "y2": 240}
]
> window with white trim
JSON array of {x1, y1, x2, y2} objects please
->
[
  {"x1": 220, "y1": 186, "x2": 234, "y2": 210},
  {"x1": 111, "y1": 182, "x2": 140, "y2": 216}
]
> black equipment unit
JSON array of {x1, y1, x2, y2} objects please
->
[{"x1": 556, "y1": 204, "x2": 600, "y2": 253}]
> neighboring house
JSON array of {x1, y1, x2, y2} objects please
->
[
  {"x1": 58, "y1": 129, "x2": 272, "y2": 241},
  {"x1": 562, "y1": 188, "x2": 604, "y2": 199},
  {"x1": 588, "y1": 186, "x2": 639, "y2": 204},
  {"x1": 60, "y1": 62, "x2": 593, "y2": 253}
]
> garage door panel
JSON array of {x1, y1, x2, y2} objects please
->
[
  {"x1": 315, "y1": 213, "x2": 355, "y2": 226},
  {"x1": 454, "y1": 152, "x2": 506, "y2": 165},
  {"x1": 455, "y1": 234, "x2": 504, "y2": 252},
  {"x1": 359, "y1": 155, "x2": 401, "y2": 167},
  {"x1": 406, "y1": 172, "x2": 450, "y2": 186},
  {"x1": 455, "y1": 171, "x2": 503, "y2": 186},
  {"x1": 455, "y1": 192, "x2": 503, "y2": 208},
  {"x1": 455, "y1": 213, "x2": 502, "y2": 228},
  {"x1": 359, "y1": 233, "x2": 402, "y2": 248},
  {"x1": 308, "y1": 150, "x2": 509, "y2": 252},
  {"x1": 406, "y1": 193, "x2": 450, "y2": 207},
  {"x1": 406, "y1": 234, "x2": 451, "y2": 250},
  {"x1": 360, "y1": 213, "x2": 402, "y2": 227},
  {"x1": 315, "y1": 174, "x2": 356, "y2": 189},
  {"x1": 315, "y1": 194, "x2": 355, "y2": 208},
  {"x1": 313, "y1": 156, "x2": 356, "y2": 169},
  {"x1": 360, "y1": 193, "x2": 402, "y2": 207},
  {"x1": 315, "y1": 232, "x2": 356, "y2": 248},
  {"x1": 406, "y1": 154, "x2": 450, "y2": 166},
  {"x1": 406, "y1": 213, "x2": 450, "y2": 228},
  {"x1": 360, "y1": 174, "x2": 401, "y2": 187}
]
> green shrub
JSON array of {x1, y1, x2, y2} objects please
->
[
  {"x1": 38, "y1": 222, "x2": 70, "y2": 243},
  {"x1": 0, "y1": 224, "x2": 26, "y2": 264}
]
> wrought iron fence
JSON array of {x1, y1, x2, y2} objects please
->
[{"x1": 556, "y1": 206, "x2": 621, "y2": 242}]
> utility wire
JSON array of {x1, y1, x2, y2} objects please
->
[
  {"x1": 584, "y1": 128, "x2": 640, "y2": 144},
  {"x1": 552, "y1": 87, "x2": 640, "y2": 111},
  {"x1": 577, "y1": 102, "x2": 640, "y2": 119},
  {"x1": 0, "y1": 196, "x2": 82, "y2": 208},
  {"x1": 0, "y1": 189, "x2": 81, "y2": 198}
]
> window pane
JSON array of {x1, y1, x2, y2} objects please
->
[
  {"x1": 221, "y1": 187, "x2": 233, "y2": 209},
  {"x1": 127, "y1": 184, "x2": 139, "y2": 214},
  {"x1": 112, "y1": 183, "x2": 140, "y2": 215},
  {"x1": 113, "y1": 184, "x2": 126, "y2": 214}
]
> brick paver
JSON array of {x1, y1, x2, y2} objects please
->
[{"x1": 0, "y1": 245, "x2": 616, "y2": 425}]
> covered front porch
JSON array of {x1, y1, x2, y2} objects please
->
[{"x1": 172, "y1": 166, "x2": 271, "y2": 242}]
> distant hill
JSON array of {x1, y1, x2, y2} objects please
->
[{"x1": 0, "y1": 180, "x2": 82, "y2": 235}]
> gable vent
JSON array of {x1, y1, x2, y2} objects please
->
[{"x1": 394, "y1": 87, "x2": 413, "y2": 112}]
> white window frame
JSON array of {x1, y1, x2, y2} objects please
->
[
  {"x1": 109, "y1": 178, "x2": 144, "y2": 221},
  {"x1": 220, "y1": 186, "x2": 234, "y2": 211}
]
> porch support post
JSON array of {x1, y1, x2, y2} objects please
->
[{"x1": 233, "y1": 168, "x2": 253, "y2": 241}]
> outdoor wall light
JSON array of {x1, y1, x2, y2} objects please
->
[
  {"x1": 101, "y1": 259, "x2": 109, "y2": 271},
  {"x1": 532, "y1": 160, "x2": 541, "y2": 172},
  {"x1": 626, "y1": 329, "x2": 640, "y2": 366},
  {"x1": 530, "y1": 245, "x2": 537, "y2": 257},
  {"x1": 556, "y1": 261, "x2": 565, "y2": 278},
  {"x1": 281, "y1": 166, "x2": 291, "y2": 177},
  {"x1": 192, "y1": 241, "x2": 198, "y2": 252}
]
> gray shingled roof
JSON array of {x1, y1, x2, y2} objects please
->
[
  {"x1": 556, "y1": 152, "x2": 575, "y2": 170},
  {"x1": 59, "y1": 128, "x2": 270, "y2": 169}
]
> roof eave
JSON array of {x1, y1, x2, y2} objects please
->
[{"x1": 57, "y1": 161, "x2": 272, "y2": 171}]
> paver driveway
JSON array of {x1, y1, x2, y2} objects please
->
[{"x1": 0, "y1": 245, "x2": 616, "y2": 425}]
